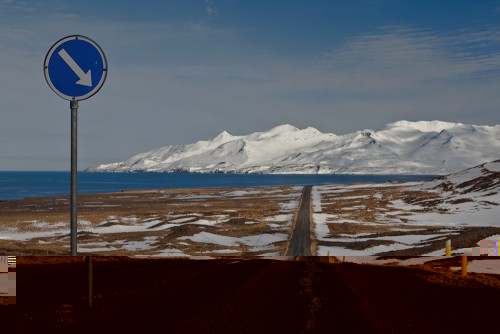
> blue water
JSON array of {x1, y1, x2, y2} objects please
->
[{"x1": 0, "y1": 172, "x2": 436, "y2": 201}]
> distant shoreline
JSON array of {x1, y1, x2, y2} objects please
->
[
  {"x1": 0, "y1": 172, "x2": 436, "y2": 201},
  {"x1": 1, "y1": 170, "x2": 439, "y2": 175}
]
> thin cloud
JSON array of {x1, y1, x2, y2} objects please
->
[
  {"x1": 205, "y1": 0, "x2": 217, "y2": 18},
  {"x1": 0, "y1": 27, "x2": 32, "y2": 41},
  {"x1": 316, "y1": 25, "x2": 500, "y2": 92},
  {"x1": 0, "y1": 0, "x2": 40, "y2": 13}
]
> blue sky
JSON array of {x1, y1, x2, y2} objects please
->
[{"x1": 1, "y1": 0, "x2": 500, "y2": 170}]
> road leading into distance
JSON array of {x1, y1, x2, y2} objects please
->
[{"x1": 286, "y1": 185, "x2": 313, "y2": 256}]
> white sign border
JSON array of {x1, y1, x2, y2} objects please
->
[{"x1": 44, "y1": 35, "x2": 108, "y2": 101}]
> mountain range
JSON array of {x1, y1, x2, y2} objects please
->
[{"x1": 88, "y1": 120, "x2": 500, "y2": 175}]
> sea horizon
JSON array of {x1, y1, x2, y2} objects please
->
[{"x1": 0, "y1": 171, "x2": 436, "y2": 201}]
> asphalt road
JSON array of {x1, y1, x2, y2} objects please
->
[
  {"x1": 286, "y1": 185, "x2": 313, "y2": 256},
  {"x1": 10, "y1": 257, "x2": 499, "y2": 333}
]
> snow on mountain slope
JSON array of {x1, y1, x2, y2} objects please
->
[
  {"x1": 419, "y1": 160, "x2": 500, "y2": 195},
  {"x1": 88, "y1": 121, "x2": 500, "y2": 175}
]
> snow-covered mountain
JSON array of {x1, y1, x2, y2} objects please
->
[{"x1": 88, "y1": 120, "x2": 500, "y2": 175}]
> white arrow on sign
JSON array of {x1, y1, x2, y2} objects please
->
[{"x1": 58, "y1": 49, "x2": 93, "y2": 87}]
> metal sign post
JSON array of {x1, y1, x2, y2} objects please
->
[
  {"x1": 44, "y1": 35, "x2": 107, "y2": 255},
  {"x1": 70, "y1": 100, "x2": 78, "y2": 256}
]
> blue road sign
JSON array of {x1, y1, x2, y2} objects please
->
[{"x1": 44, "y1": 35, "x2": 107, "y2": 101}]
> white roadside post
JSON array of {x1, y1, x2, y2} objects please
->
[{"x1": 43, "y1": 35, "x2": 107, "y2": 256}]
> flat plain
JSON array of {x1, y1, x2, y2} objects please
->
[
  {"x1": 1, "y1": 162, "x2": 499, "y2": 257},
  {"x1": 0, "y1": 186, "x2": 302, "y2": 256}
]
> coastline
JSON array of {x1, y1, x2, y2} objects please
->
[{"x1": 0, "y1": 171, "x2": 436, "y2": 201}]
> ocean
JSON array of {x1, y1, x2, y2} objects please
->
[{"x1": 0, "y1": 172, "x2": 436, "y2": 201}]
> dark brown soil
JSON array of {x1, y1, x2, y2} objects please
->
[{"x1": 4, "y1": 256, "x2": 500, "y2": 333}]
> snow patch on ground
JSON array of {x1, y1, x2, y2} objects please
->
[
  {"x1": 401, "y1": 206, "x2": 500, "y2": 227},
  {"x1": 336, "y1": 256, "x2": 500, "y2": 275},
  {"x1": 388, "y1": 199, "x2": 424, "y2": 211},
  {"x1": 312, "y1": 186, "x2": 323, "y2": 212},
  {"x1": 317, "y1": 243, "x2": 418, "y2": 256},
  {"x1": 78, "y1": 236, "x2": 159, "y2": 252},
  {"x1": 177, "y1": 232, "x2": 287, "y2": 251},
  {"x1": 211, "y1": 249, "x2": 239, "y2": 254},
  {"x1": 484, "y1": 162, "x2": 500, "y2": 172},
  {"x1": 341, "y1": 205, "x2": 367, "y2": 211},
  {"x1": 450, "y1": 259, "x2": 500, "y2": 274},
  {"x1": 280, "y1": 200, "x2": 299, "y2": 211},
  {"x1": 0, "y1": 230, "x2": 67, "y2": 241},
  {"x1": 264, "y1": 214, "x2": 293, "y2": 222},
  {"x1": 170, "y1": 217, "x2": 195, "y2": 223},
  {"x1": 153, "y1": 248, "x2": 188, "y2": 257}
]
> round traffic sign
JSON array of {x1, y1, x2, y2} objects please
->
[{"x1": 44, "y1": 35, "x2": 107, "y2": 101}]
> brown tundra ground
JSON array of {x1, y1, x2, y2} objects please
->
[{"x1": 1, "y1": 181, "x2": 499, "y2": 257}]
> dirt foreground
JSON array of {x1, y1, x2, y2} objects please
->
[{"x1": 4, "y1": 256, "x2": 499, "y2": 333}]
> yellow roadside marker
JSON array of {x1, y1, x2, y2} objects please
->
[{"x1": 445, "y1": 239, "x2": 451, "y2": 256}]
